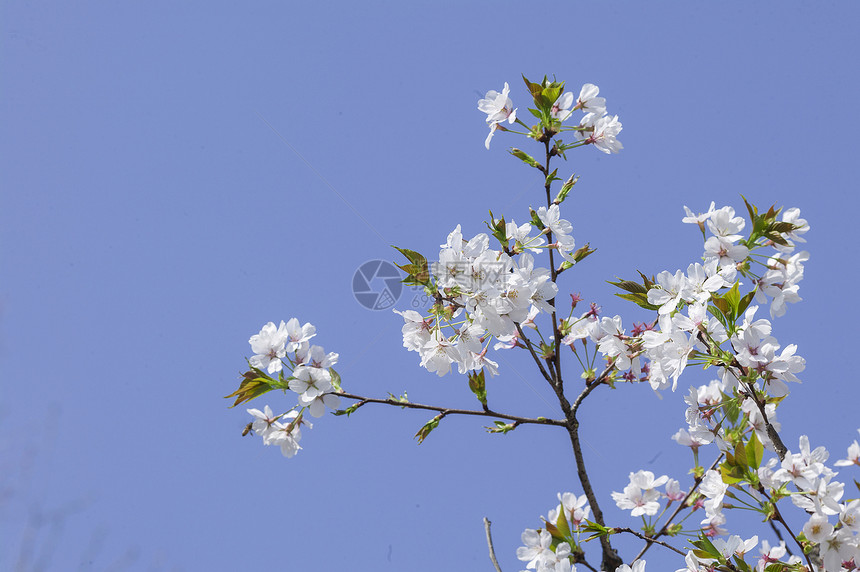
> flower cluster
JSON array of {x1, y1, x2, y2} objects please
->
[
  {"x1": 569, "y1": 84, "x2": 623, "y2": 154},
  {"x1": 396, "y1": 220, "x2": 565, "y2": 377},
  {"x1": 760, "y1": 436, "x2": 860, "y2": 571},
  {"x1": 617, "y1": 203, "x2": 810, "y2": 394},
  {"x1": 243, "y1": 319, "x2": 341, "y2": 457},
  {"x1": 517, "y1": 492, "x2": 594, "y2": 572},
  {"x1": 478, "y1": 80, "x2": 622, "y2": 153},
  {"x1": 611, "y1": 470, "x2": 674, "y2": 517}
]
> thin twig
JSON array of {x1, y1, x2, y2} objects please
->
[
  {"x1": 335, "y1": 392, "x2": 567, "y2": 427},
  {"x1": 613, "y1": 528, "x2": 686, "y2": 556},
  {"x1": 741, "y1": 379, "x2": 788, "y2": 461},
  {"x1": 515, "y1": 323, "x2": 554, "y2": 384},
  {"x1": 760, "y1": 488, "x2": 814, "y2": 571},
  {"x1": 766, "y1": 519, "x2": 793, "y2": 557},
  {"x1": 483, "y1": 518, "x2": 503, "y2": 572}
]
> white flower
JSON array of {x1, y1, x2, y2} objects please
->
[
  {"x1": 537, "y1": 204, "x2": 574, "y2": 238},
  {"x1": 585, "y1": 114, "x2": 623, "y2": 154},
  {"x1": 551, "y1": 91, "x2": 575, "y2": 121},
  {"x1": 517, "y1": 529, "x2": 553, "y2": 569},
  {"x1": 557, "y1": 492, "x2": 590, "y2": 525},
  {"x1": 834, "y1": 430, "x2": 860, "y2": 467},
  {"x1": 393, "y1": 309, "x2": 432, "y2": 351},
  {"x1": 647, "y1": 270, "x2": 691, "y2": 315},
  {"x1": 803, "y1": 513, "x2": 833, "y2": 543},
  {"x1": 478, "y1": 82, "x2": 517, "y2": 149},
  {"x1": 682, "y1": 202, "x2": 716, "y2": 225},
  {"x1": 615, "y1": 559, "x2": 645, "y2": 572},
  {"x1": 574, "y1": 84, "x2": 606, "y2": 116},
  {"x1": 298, "y1": 391, "x2": 341, "y2": 418},
  {"x1": 612, "y1": 471, "x2": 667, "y2": 517},
  {"x1": 249, "y1": 321, "x2": 289, "y2": 374},
  {"x1": 289, "y1": 365, "x2": 332, "y2": 400},
  {"x1": 420, "y1": 333, "x2": 460, "y2": 377},
  {"x1": 699, "y1": 470, "x2": 728, "y2": 519},
  {"x1": 478, "y1": 82, "x2": 517, "y2": 125},
  {"x1": 285, "y1": 317, "x2": 316, "y2": 352},
  {"x1": 266, "y1": 410, "x2": 303, "y2": 457},
  {"x1": 247, "y1": 404, "x2": 278, "y2": 437}
]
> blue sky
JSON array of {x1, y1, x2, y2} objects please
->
[{"x1": 2, "y1": 2, "x2": 859, "y2": 571}]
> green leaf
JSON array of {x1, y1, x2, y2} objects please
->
[
  {"x1": 486, "y1": 210, "x2": 508, "y2": 247},
  {"x1": 554, "y1": 507, "x2": 571, "y2": 538},
  {"x1": 745, "y1": 430, "x2": 764, "y2": 469},
  {"x1": 615, "y1": 292, "x2": 661, "y2": 311},
  {"x1": 608, "y1": 278, "x2": 648, "y2": 294},
  {"x1": 571, "y1": 243, "x2": 595, "y2": 264},
  {"x1": 734, "y1": 438, "x2": 749, "y2": 468},
  {"x1": 387, "y1": 391, "x2": 409, "y2": 406},
  {"x1": 692, "y1": 534, "x2": 723, "y2": 560},
  {"x1": 723, "y1": 282, "x2": 741, "y2": 316},
  {"x1": 329, "y1": 367, "x2": 342, "y2": 392},
  {"x1": 581, "y1": 520, "x2": 612, "y2": 542},
  {"x1": 332, "y1": 402, "x2": 362, "y2": 417},
  {"x1": 555, "y1": 174, "x2": 579, "y2": 204},
  {"x1": 393, "y1": 246, "x2": 431, "y2": 287},
  {"x1": 742, "y1": 194, "x2": 758, "y2": 224},
  {"x1": 708, "y1": 304, "x2": 731, "y2": 332},
  {"x1": 224, "y1": 373, "x2": 274, "y2": 408},
  {"x1": 414, "y1": 414, "x2": 443, "y2": 444},
  {"x1": 724, "y1": 396, "x2": 740, "y2": 424},
  {"x1": 486, "y1": 420, "x2": 516, "y2": 434},
  {"x1": 522, "y1": 74, "x2": 543, "y2": 98},
  {"x1": 467, "y1": 369, "x2": 487, "y2": 406},
  {"x1": 732, "y1": 555, "x2": 753, "y2": 572},
  {"x1": 510, "y1": 148, "x2": 543, "y2": 170},
  {"x1": 737, "y1": 290, "x2": 756, "y2": 318},
  {"x1": 769, "y1": 221, "x2": 796, "y2": 234},
  {"x1": 530, "y1": 208, "x2": 545, "y2": 230}
]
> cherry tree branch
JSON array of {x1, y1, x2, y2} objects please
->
[
  {"x1": 613, "y1": 528, "x2": 686, "y2": 556},
  {"x1": 543, "y1": 137, "x2": 565, "y2": 393},
  {"x1": 483, "y1": 518, "x2": 503, "y2": 572},
  {"x1": 758, "y1": 487, "x2": 814, "y2": 571},
  {"x1": 334, "y1": 392, "x2": 567, "y2": 427},
  {"x1": 515, "y1": 323, "x2": 554, "y2": 385},
  {"x1": 555, "y1": 364, "x2": 624, "y2": 572}
]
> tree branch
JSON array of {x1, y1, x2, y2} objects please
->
[
  {"x1": 514, "y1": 323, "x2": 554, "y2": 385},
  {"x1": 556, "y1": 365, "x2": 624, "y2": 572},
  {"x1": 613, "y1": 528, "x2": 686, "y2": 556},
  {"x1": 483, "y1": 518, "x2": 503, "y2": 572},
  {"x1": 334, "y1": 392, "x2": 567, "y2": 427}
]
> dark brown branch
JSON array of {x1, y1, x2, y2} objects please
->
[
  {"x1": 741, "y1": 379, "x2": 787, "y2": 461},
  {"x1": 556, "y1": 364, "x2": 623, "y2": 572},
  {"x1": 717, "y1": 351, "x2": 788, "y2": 461},
  {"x1": 334, "y1": 392, "x2": 567, "y2": 427},
  {"x1": 515, "y1": 323, "x2": 554, "y2": 385},
  {"x1": 613, "y1": 528, "x2": 686, "y2": 556},
  {"x1": 759, "y1": 487, "x2": 814, "y2": 571}
]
